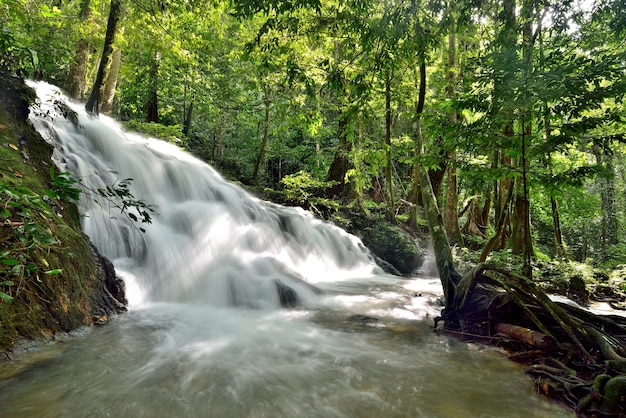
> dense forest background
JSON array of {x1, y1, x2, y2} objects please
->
[{"x1": 2, "y1": 0, "x2": 626, "y2": 279}]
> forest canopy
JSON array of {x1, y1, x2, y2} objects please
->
[{"x1": 0, "y1": 0, "x2": 625, "y2": 272}]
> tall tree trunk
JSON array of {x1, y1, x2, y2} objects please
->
[
  {"x1": 443, "y1": 161, "x2": 462, "y2": 244},
  {"x1": 481, "y1": 0, "x2": 516, "y2": 257},
  {"x1": 326, "y1": 110, "x2": 353, "y2": 197},
  {"x1": 480, "y1": 175, "x2": 514, "y2": 262},
  {"x1": 551, "y1": 196, "x2": 566, "y2": 258},
  {"x1": 509, "y1": 0, "x2": 536, "y2": 278},
  {"x1": 428, "y1": 136, "x2": 447, "y2": 198},
  {"x1": 442, "y1": 30, "x2": 462, "y2": 244},
  {"x1": 384, "y1": 69, "x2": 395, "y2": 222},
  {"x1": 100, "y1": 47, "x2": 121, "y2": 115},
  {"x1": 407, "y1": 161, "x2": 420, "y2": 229},
  {"x1": 65, "y1": 0, "x2": 91, "y2": 100},
  {"x1": 594, "y1": 145, "x2": 618, "y2": 257},
  {"x1": 182, "y1": 99, "x2": 193, "y2": 136},
  {"x1": 462, "y1": 196, "x2": 487, "y2": 238},
  {"x1": 413, "y1": 59, "x2": 461, "y2": 310},
  {"x1": 145, "y1": 51, "x2": 160, "y2": 123},
  {"x1": 214, "y1": 108, "x2": 226, "y2": 160},
  {"x1": 85, "y1": 0, "x2": 122, "y2": 116},
  {"x1": 253, "y1": 88, "x2": 271, "y2": 182}
]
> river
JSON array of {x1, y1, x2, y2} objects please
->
[{"x1": 0, "y1": 82, "x2": 573, "y2": 417}]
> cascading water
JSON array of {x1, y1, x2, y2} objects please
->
[
  {"x1": 28, "y1": 82, "x2": 379, "y2": 309},
  {"x1": 0, "y1": 82, "x2": 574, "y2": 417}
]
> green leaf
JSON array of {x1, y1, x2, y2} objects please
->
[
  {"x1": 0, "y1": 292, "x2": 13, "y2": 304},
  {"x1": 1, "y1": 259, "x2": 21, "y2": 266},
  {"x1": 44, "y1": 269, "x2": 63, "y2": 275},
  {"x1": 0, "y1": 281, "x2": 15, "y2": 286}
]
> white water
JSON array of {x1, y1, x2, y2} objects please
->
[{"x1": 0, "y1": 82, "x2": 573, "y2": 417}]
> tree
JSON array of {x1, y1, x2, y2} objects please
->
[
  {"x1": 85, "y1": 0, "x2": 122, "y2": 116},
  {"x1": 65, "y1": 0, "x2": 93, "y2": 100}
]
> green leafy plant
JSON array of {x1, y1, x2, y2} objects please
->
[
  {"x1": 94, "y1": 177, "x2": 157, "y2": 232},
  {"x1": 281, "y1": 170, "x2": 335, "y2": 202},
  {"x1": 0, "y1": 182, "x2": 62, "y2": 304},
  {"x1": 47, "y1": 168, "x2": 82, "y2": 201},
  {"x1": 0, "y1": 26, "x2": 39, "y2": 76},
  {"x1": 123, "y1": 120, "x2": 184, "y2": 145}
]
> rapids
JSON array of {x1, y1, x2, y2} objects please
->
[{"x1": 0, "y1": 82, "x2": 573, "y2": 417}]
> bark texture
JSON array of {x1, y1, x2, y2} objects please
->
[{"x1": 85, "y1": 0, "x2": 122, "y2": 116}]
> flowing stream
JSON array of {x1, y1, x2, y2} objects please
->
[{"x1": 0, "y1": 82, "x2": 573, "y2": 417}]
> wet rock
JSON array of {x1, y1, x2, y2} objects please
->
[
  {"x1": 346, "y1": 314, "x2": 379, "y2": 324},
  {"x1": 601, "y1": 376, "x2": 626, "y2": 415},
  {"x1": 275, "y1": 279, "x2": 299, "y2": 307},
  {"x1": 274, "y1": 278, "x2": 320, "y2": 308},
  {"x1": 343, "y1": 211, "x2": 425, "y2": 276},
  {"x1": 567, "y1": 275, "x2": 589, "y2": 305},
  {"x1": 88, "y1": 239, "x2": 127, "y2": 321}
]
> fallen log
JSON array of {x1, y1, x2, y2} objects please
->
[{"x1": 494, "y1": 323, "x2": 557, "y2": 351}]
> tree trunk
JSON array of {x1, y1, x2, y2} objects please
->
[
  {"x1": 551, "y1": 196, "x2": 566, "y2": 258},
  {"x1": 443, "y1": 160, "x2": 463, "y2": 244},
  {"x1": 65, "y1": 0, "x2": 91, "y2": 100},
  {"x1": 594, "y1": 145, "x2": 619, "y2": 256},
  {"x1": 384, "y1": 69, "x2": 394, "y2": 222},
  {"x1": 253, "y1": 89, "x2": 271, "y2": 181},
  {"x1": 85, "y1": 0, "x2": 122, "y2": 116},
  {"x1": 442, "y1": 30, "x2": 462, "y2": 244},
  {"x1": 480, "y1": 177, "x2": 514, "y2": 262},
  {"x1": 145, "y1": 51, "x2": 160, "y2": 123},
  {"x1": 481, "y1": 191, "x2": 492, "y2": 229},
  {"x1": 216, "y1": 108, "x2": 226, "y2": 160},
  {"x1": 544, "y1": 107, "x2": 567, "y2": 258},
  {"x1": 182, "y1": 99, "x2": 193, "y2": 136},
  {"x1": 326, "y1": 110, "x2": 353, "y2": 198},
  {"x1": 462, "y1": 196, "x2": 487, "y2": 238},
  {"x1": 428, "y1": 136, "x2": 447, "y2": 198},
  {"x1": 509, "y1": 0, "x2": 536, "y2": 279},
  {"x1": 100, "y1": 47, "x2": 121, "y2": 115},
  {"x1": 413, "y1": 59, "x2": 461, "y2": 310}
]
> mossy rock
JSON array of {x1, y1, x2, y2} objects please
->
[
  {"x1": 342, "y1": 211, "x2": 425, "y2": 275},
  {"x1": 601, "y1": 376, "x2": 626, "y2": 415}
]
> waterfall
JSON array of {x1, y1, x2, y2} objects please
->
[{"x1": 28, "y1": 81, "x2": 379, "y2": 308}]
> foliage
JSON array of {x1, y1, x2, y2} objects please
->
[
  {"x1": 0, "y1": 164, "x2": 153, "y2": 304},
  {"x1": 280, "y1": 170, "x2": 335, "y2": 203},
  {"x1": 0, "y1": 181, "x2": 64, "y2": 304},
  {"x1": 94, "y1": 178, "x2": 157, "y2": 231},
  {"x1": 123, "y1": 120, "x2": 184, "y2": 145},
  {"x1": 0, "y1": 26, "x2": 38, "y2": 75},
  {"x1": 3, "y1": 0, "x2": 626, "y2": 283}
]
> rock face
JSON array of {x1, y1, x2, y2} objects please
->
[
  {"x1": 344, "y1": 211, "x2": 426, "y2": 276},
  {"x1": 0, "y1": 72, "x2": 126, "y2": 353},
  {"x1": 89, "y1": 240, "x2": 127, "y2": 324}
]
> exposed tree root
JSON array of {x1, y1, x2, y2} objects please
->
[{"x1": 438, "y1": 263, "x2": 626, "y2": 417}]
